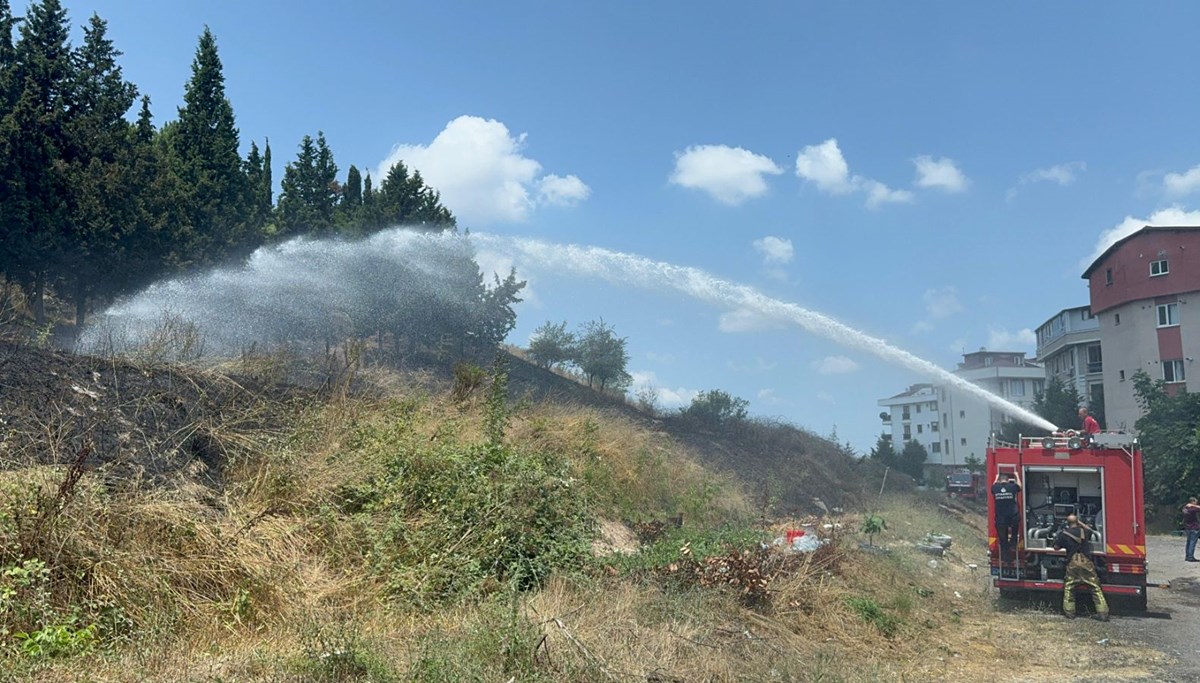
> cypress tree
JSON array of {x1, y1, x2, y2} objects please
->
[
  {"x1": 174, "y1": 26, "x2": 248, "y2": 264},
  {"x1": 8, "y1": 0, "x2": 74, "y2": 324}
]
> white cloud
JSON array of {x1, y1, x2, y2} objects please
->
[
  {"x1": 717, "y1": 308, "x2": 783, "y2": 333},
  {"x1": 1009, "y1": 162, "x2": 1086, "y2": 201},
  {"x1": 816, "y1": 391, "x2": 836, "y2": 405},
  {"x1": 1020, "y1": 161, "x2": 1086, "y2": 187},
  {"x1": 536, "y1": 174, "x2": 590, "y2": 206},
  {"x1": 795, "y1": 138, "x2": 912, "y2": 209},
  {"x1": 630, "y1": 370, "x2": 697, "y2": 408},
  {"x1": 913, "y1": 155, "x2": 968, "y2": 193},
  {"x1": 986, "y1": 328, "x2": 1037, "y2": 351},
  {"x1": 1084, "y1": 206, "x2": 1200, "y2": 269},
  {"x1": 862, "y1": 179, "x2": 914, "y2": 209},
  {"x1": 669, "y1": 144, "x2": 783, "y2": 205},
  {"x1": 375, "y1": 115, "x2": 588, "y2": 225},
  {"x1": 923, "y1": 286, "x2": 963, "y2": 320},
  {"x1": 757, "y1": 388, "x2": 788, "y2": 406},
  {"x1": 795, "y1": 139, "x2": 855, "y2": 194},
  {"x1": 752, "y1": 236, "x2": 794, "y2": 265},
  {"x1": 1164, "y1": 165, "x2": 1200, "y2": 197},
  {"x1": 813, "y1": 355, "x2": 860, "y2": 375}
]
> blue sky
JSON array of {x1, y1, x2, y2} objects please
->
[{"x1": 55, "y1": 1, "x2": 1200, "y2": 451}]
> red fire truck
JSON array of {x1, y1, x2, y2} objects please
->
[
  {"x1": 946, "y1": 469, "x2": 985, "y2": 500},
  {"x1": 987, "y1": 432, "x2": 1148, "y2": 611}
]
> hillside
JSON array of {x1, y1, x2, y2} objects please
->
[{"x1": 0, "y1": 340, "x2": 1179, "y2": 681}]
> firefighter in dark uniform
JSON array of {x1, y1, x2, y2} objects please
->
[
  {"x1": 1053, "y1": 513, "x2": 1110, "y2": 621},
  {"x1": 991, "y1": 470, "x2": 1022, "y2": 560}
]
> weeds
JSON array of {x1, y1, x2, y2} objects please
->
[{"x1": 845, "y1": 596, "x2": 902, "y2": 637}]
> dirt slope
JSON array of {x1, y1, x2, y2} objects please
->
[{"x1": 0, "y1": 341, "x2": 298, "y2": 493}]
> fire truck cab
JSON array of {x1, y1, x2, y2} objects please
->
[{"x1": 987, "y1": 432, "x2": 1147, "y2": 611}]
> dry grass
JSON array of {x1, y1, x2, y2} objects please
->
[{"x1": 0, "y1": 350, "x2": 1176, "y2": 681}]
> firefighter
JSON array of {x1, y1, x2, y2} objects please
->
[
  {"x1": 1078, "y1": 407, "x2": 1101, "y2": 437},
  {"x1": 991, "y1": 470, "x2": 1022, "y2": 561},
  {"x1": 1053, "y1": 513, "x2": 1109, "y2": 621}
]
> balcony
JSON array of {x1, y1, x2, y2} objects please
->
[{"x1": 1087, "y1": 362, "x2": 1102, "y2": 374}]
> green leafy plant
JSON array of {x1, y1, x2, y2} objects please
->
[
  {"x1": 860, "y1": 514, "x2": 887, "y2": 547},
  {"x1": 14, "y1": 620, "x2": 97, "y2": 658}
]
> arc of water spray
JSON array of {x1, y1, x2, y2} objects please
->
[{"x1": 475, "y1": 234, "x2": 1058, "y2": 433}]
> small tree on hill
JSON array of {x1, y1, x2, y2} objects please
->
[
  {"x1": 869, "y1": 433, "x2": 895, "y2": 467},
  {"x1": 573, "y1": 319, "x2": 630, "y2": 391},
  {"x1": 681, "y1": 389, "x2": 749, "y2": 427},
  {"x1": 527, "y1": 320, "x2": 576, "y2": 370}
]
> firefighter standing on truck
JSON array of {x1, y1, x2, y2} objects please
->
[
  {"x1": 1054, "y1": 513, "x2": 1110, "y2": 621},
  {"x1": 992, "y1": 470, "x2": 1022, "y2": 560}
]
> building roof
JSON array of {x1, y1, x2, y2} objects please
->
[
  {"x1": 1035, "y1": 305, "x2": 1092, "y2": 333},
  {"x1": 883, "y1": 383, "x2": 933, "y2": 400},
  {"x1": 1081, "y1": 225, "x2": 1200, "y2": 279}
]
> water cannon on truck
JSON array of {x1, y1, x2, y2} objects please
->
[{"x1": 988, "y1": 430, "x2": 1149, "y2": 611}]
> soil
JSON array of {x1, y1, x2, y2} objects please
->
[{"x1": 0, "y1": 341, "x2": 301, "y2": 494}]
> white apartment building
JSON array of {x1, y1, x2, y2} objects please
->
[{"x1": 878, "y1": 351, "x2": 1045, "y2": 474}]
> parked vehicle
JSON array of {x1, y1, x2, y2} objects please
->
[
  {"x1": 988, "y1": 432, "x2": 1147, "y2": 611},
  {"x1": 945, "y1": 469, "x2": 985, "y2": 500}
]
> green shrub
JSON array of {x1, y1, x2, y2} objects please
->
[
  {"x1": 845, "y1": 596, "x2": 901, "y2": 637},
  {"x1": 346, "y1": 401, "x2": 594, "y2": 606}
]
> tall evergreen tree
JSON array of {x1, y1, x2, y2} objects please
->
[
  {"x1": 60, "y1": 13, "x2": 138, "y2": 327},
  {"x1": 276, "y1": 132, "x2": 338, "y2": 237},
  {"x1": 173, "y1": 26, "x2": 248, "y2": 264},
  {"x1": 374, "y1": 161, "x2": 455, "y2": 233},
  {"x1": 6, "y1": 0, "x2": 73, "y2": 324},
  {"x1": 0, "y1": 0, "x2": 19, "y2": 284},
  {"x1": 243, "y1": 140, "x2": 272, "y2": 234}
]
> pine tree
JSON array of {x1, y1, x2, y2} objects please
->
[
  {"x1": 174, "y1": 26, "x2": 249, "y2": 264},
  {"x1": 6, "y1": 0, "x2": 74, "y2": 324},
  {"x1": 60, "y1": 13, "x2": 138, "y2": 328},
  {"x1": 243, "y1": 140, "x2": 272, "y2": 234},
  {"x1": 0, "y1": 0, "x2": 19, "y2": 284}
]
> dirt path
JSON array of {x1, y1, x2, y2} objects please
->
[{"x1": 1117, "y1": 534, "x2": 1200, "y2": 681}]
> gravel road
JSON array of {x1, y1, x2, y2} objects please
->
[{"x1": 1118, "y1": 534, "x2": 1200, "y2": 681}]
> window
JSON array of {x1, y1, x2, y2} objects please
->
[
  {"x1": 902, "y1": 408, "x2": 910, "y2": 420},
  {"x1": 1157, "y1": 303, "x2": 1179, "y2": 327},
  {"x1": 1151, "y1": 259, "x2": 1169, "y2": 276},
  {"x1": 1034, "y1": 380, "x2": 1044, "y2": 395},
  {"x1": 1081, "y1": 307, "x2": 1093, "y2": 320},
  {"x1": 1164, "y1": 360, "x2": 1186, "y2": 383},
  {"x1": 959, "y1": 410, "x2": 965, "y2": 418},
  {"x1": 931, "y1": 422, "x2": 939, "y2": 432},
  {"x1": 1119, "y1": 370, "x2": 1125, "y2": 381},
  {"x1": 1009, "y1": 380, "x2": 1025, "y2": 397},
  {"x1": 931, "y1": 442, "x2": 941, "y2": 454},
  {"x1": 984, "y1": 356, "x2": 994, "y2": 366},
  {"x1": 917, "y1": 424, "x2": 924, "y2": 434},
  {"x1": 903, "y1": 428, "x2": 912, "y2": 440},
  {"x1": 1087, "y1": 344, "x2": 1102, "y2": 373},
  {"x1": 944, "y1": 439, "x2": 950, "y2": 453},
  {"x1": 1114, "y1": 313, "x2": 1120, "y2": 326},
  {"x1": 1105, "y1": 268, "x2": 1113, "y2": 285},
  {"x1": 916, "y1": 404, "x2": 922, "y2": 413},
  {"x1": 942, "y1": 412, "x2": 947, "y2": 425},
  {"x1": 960, "y1": 437, "x2": 967, "y2": 446}
]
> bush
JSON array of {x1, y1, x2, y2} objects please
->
[
  {"x1": 345, "y1": 401, "x2": 594, "y2": 605},
  {"x1": 845, "y1": 596, "x2": 901, "y2": 637},
  {"x1": 679, "y1": 390, "x2": 749, "y2": 428}
]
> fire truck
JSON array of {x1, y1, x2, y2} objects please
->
[
  {"x1": 946, "y1": 469, "x2": 985, "y2": 500},
  {"x1": 987, "y1": 431, "x2": 1148, "y2": 611}
]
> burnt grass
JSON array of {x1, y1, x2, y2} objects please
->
[
  {"x1": 0, "y1": 338, "x2": 889, "y2": 514},
  {"x1": 0, "y1": 341, "x2": 302, "y2": 495}
]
